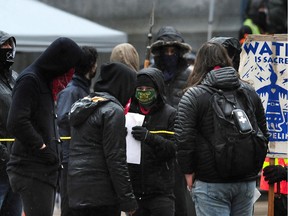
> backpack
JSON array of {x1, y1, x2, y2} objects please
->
[{"x1": 199, "y1": 84, "x2": 268, "y2": 179}]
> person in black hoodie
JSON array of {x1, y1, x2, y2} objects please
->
[
  {"x1": 0, "y1": 30, "x2": 22, "y2": 216},
  {"x1": 6, "y1": 37, "x2": 83, "y2": 216},
  {"x1": 129, "y1": 67, "x2": 176, "y2": 216},
  {"x1": 150, "y1": 26, "x2": 194, "y2": 216},
  {"x1": 67, "y1": 62, "x2": 138, "y2": 216},
  {"x1": 56, "y1": 46, "x2": 98, "y2": 216}
]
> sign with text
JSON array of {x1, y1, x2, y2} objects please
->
[{"x1": 239, "y1": 34, "x2": 288, "y2": 155}]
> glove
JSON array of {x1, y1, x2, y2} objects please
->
[
  {"x1": 263, "y1": 165, "x2": 287, "y2": 184},
  {"x1": 33, "y1": 146, "x2": 59, "y2": 165},
  {"x1": 131, "y1": 126, "x2": 150, "y2": 141}
]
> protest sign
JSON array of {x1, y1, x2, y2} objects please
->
[{"x1": 239, "y1": 34, "x2": 288, "y2": 156}]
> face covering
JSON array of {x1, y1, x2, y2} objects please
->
[
  {"x1": 255, "y1": 11, "x2": 268, "y2": 32},
  {"x1": 161, "y1": 54, "x2": 178, "y2": 81},
  {"x1": 135, "y1": 87, "x2": 157, "y2": 108},
  {"x1": 0, "y1": 48, "x2": 14, "y2": 69}
]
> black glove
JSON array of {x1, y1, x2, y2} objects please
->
[
  {"x1": 263, "y1": 165, "x2": 287, "y2": 184},
  {"x1": 131, "y1": 126, "x2": 150, "y2": 141},
  {"x1": 33, "y1": 146, "x2": 59, "y2": 165}
]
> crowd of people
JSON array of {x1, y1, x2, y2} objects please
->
[{"x1": 0, "y1": 1, "x2": 287, "y2": 215}]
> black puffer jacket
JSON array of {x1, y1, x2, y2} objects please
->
[
  {"x1": 175, "y1": 67, "x2": 269, "y2": 183},
  {"x1": 129, "y1": 68, "x2": 176, "y2": 199},
  {"x1": 68, "y1": 62, "x2": 138, "y2": 212},
  {"x1": 6, "y1": 37, "x2": 83, "y2": 187}
]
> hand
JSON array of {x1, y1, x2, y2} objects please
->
[
  {"x1": 185, "y1": 173, "x2": 194, "y2": 191},
  {"x1": 126, "y1": 210, "x2": 136, "y2": 215},
  {"x1": 131, "y1": 126, "x2": 149, "y2": 141},
  {"x1": 263, "y1": 165, "x2": 287, "y2": 184},
  {"x1": 33, "y1": 145, "x2": 58, "y2": 165}
]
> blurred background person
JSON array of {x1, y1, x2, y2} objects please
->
[
  {"x1": 239, "y1": 0, "x2": 268, "y2": 44},
  {"x1": 110, "y1": 43, "x2": 140, "y2": 72},
  {"x1": 110, "y1": 42, "x2": 140, "y2": 114},
  {"x1": 267, "y1": 0, "x2": 287, "y2": 34},
  {"x1": 0, "y1": 30, "x2": 22, "y2": 216}
]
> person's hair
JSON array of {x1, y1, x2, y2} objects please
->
[
  {"x1": 75, "y1": 46, "x2": 98, "y2": 76},
  {"x1": 110, "y1": 43, "x2": 139, "y2": 72},
  {"x1": 186, "y1": 42, "x2": 233, "y2": 89}
]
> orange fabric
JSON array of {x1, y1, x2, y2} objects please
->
[
  {"x1": 240, "y1": 33, "x2": 249, "y2": 45},
  {"x1": 260, "y1": 157, "x2": 288, "y2": 194}
]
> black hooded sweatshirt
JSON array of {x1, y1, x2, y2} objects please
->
[
  {"x1": 6, "y1": 37, "x2": 83, "y2": 187},
  {"x1": 67, "y1": 62, "x2": 138, "y2": 212}
]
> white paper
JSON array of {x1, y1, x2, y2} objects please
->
[
  {"x1": 253, "y1": 188, "x2": 261, "y2": 203},
  {"x1": 125, "y1": 112, "x2": 145, "y2": 164}
]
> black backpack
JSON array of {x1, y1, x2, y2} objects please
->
[{"x1": 199, "y1": 85, "x2": 268, "y2": 179}]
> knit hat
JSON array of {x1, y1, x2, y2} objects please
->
[{"x1": 136, "y1": 74, "x2": 156, "y2": 89}]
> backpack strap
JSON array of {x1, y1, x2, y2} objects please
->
[
  {"x1": 198, "y1": 84, "x2": 237, "y2": 106},
  {"x1": 198, "y1": 84, "x2": 217, "y2": 95}
]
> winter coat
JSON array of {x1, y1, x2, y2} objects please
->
[
  {"x1": 175, "y1": 67, "x2": 269, "y2": 183},
  {"x1": 6, "y1": 37, "x2": 83, "y2": 187},
  {"x1": 0, "y1": 30, "x2": 17, "y2": 177},
  {"x1": 129, "y1": 67, "x2": 176, "y2": 199},
  {"x1": 150, "y1": 26, "x2": 192, "y2": 108},
  {"x1": 57, "y1": 74, "x2": 91, "y2": 163},
  {"x1": 68, "y1": 62, "x2": 138, "y2": 212}
]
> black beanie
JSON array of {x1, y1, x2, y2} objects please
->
[{"x1": 136, "y1": 74, "x2": 156, "y2": 89}]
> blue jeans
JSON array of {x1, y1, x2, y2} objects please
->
[
  {"x1": 0, "y1": 175, "x2": 22, "y2": 216},
  {"x1": 192, "y1": 180, "x2": 255, "y2": 216}
]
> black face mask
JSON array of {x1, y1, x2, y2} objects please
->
[
  {"x1": 255, "y1": 11, "x2": 268, "y2": 32},
  {"x1": 0, "y1": 48, "x2": 14, "y2": 69}
]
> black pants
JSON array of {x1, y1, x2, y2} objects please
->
[
  {"x1": 60, "y1": 162, "x2": 76, "y2": 216},
  {"x1": 8, "y1": 173, "x2": 56, "y2": 216},
  {"x1": 71, "y1": 205, "x2": 121, "y2": 216},
  {"x1": 174, "y1": 163, "x2": 196, "y2": 216},
  {"x1": 133, "y1": 195, "x2": 174, "y2": 216}
]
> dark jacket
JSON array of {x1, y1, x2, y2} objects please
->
[
  {"x1": 68, "y1": 62, "x2": 138, "y2": 212},
  {"x1": 129, "y1": 68, "x2": 176, "y2": 199},
  {"x1": 175, "y1": 67, "x2": 269, "y2": 183},
  {"x1": 57, "y1": 74, "x2": 91, "y2": 163},
  {"x1": 0, "y1": 31, "x2": 17, "y2": 176},
  {"x1": 150, "y1": 26, "x2": 192, "y2": 108},
  {"x1": 6, "y1": 37, "x2": 83, "y2": 187}
]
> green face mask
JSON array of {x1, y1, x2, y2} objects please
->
[{"x1": 135, "y1": 87, "x2": 157, "y2": 105}]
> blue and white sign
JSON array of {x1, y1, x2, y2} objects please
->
[{"x1": 239, "y1": 35, "x2": 288, "y2": 155}]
